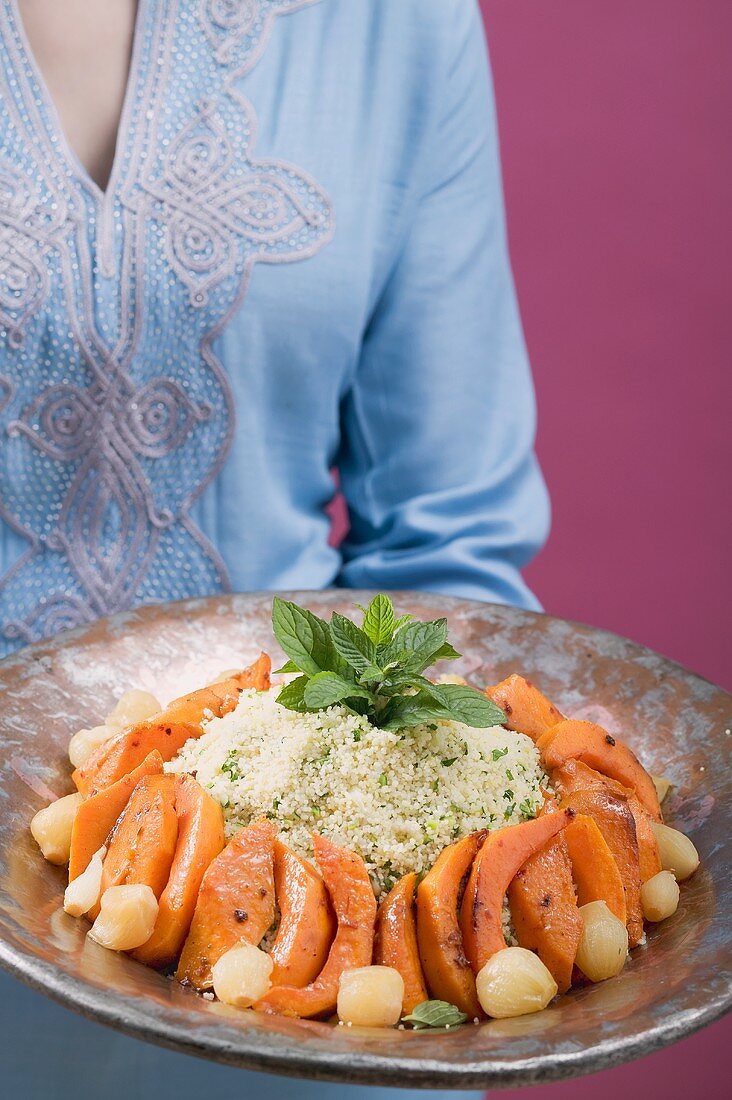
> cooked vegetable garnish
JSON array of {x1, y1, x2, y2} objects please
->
[
  {"x1": 28, "y1": 595, "x2": 702, "y2": 1032},
  {"x1": 401, "y1": 999, "x2": 469, "y2": 1029},
  {"x1": 271, "y1": 594, "x2": 506, "y2": 731}
]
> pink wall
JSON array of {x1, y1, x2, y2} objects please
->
[
  {"x1": 478, "y1": 0, "x2": 731, "y2": 1095},
  {"x1": 481, "y1": 0, "x2": 731, "y2": 692}
]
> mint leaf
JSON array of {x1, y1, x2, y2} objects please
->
[
  {"x1": 272, "y1": 596, "x2": 353, "y2": 679},
  {"x1": 436, "y1": 684, "x2": 507, "y2": 728},
  {"x1": 330, "y1": 613, "x2": 377, "y2": 674},
  {"x1": 302, "y1": 671, "x2": 373, "y2": 709},
  {"x1": 381, "y1": 691, "x2": 452, "y2": 731},
  {"x1": 392, "y1": 613, "x2": 413, "y2": 634},
  {"x1": 361, "y1": 594, "x2": 395, "y2": 646},
  {"x1": 431, "y1": 641, "x2": 461, "y2": 662},
  {"x1": 402, "y1": 1000, "x2": 469, "y2": 1030},
  {"x1": 275, "y1": 674, "x2": 309, "y2": 711},
  {"x1": 358, "y1": 663, "x2": 386, "y2": 684},
  {"x1": 379, "y1": 618, "x2": 446, "y2": 671},
  {"x1": 272, "y1": 597, "x2": 334, "y2": 677},
  {"x1": 398, "y1": 619, "x2": 449, "y2": 674},
  {"x1": 273, "y1": 658, "x2": 301, "y2": 674},
  {"x1": 378, "y1": 675, "x2": 451, "y2": 710}
]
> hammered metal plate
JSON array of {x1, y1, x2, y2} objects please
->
[{"x1": 0, "y1": 592, "x2": 729, "y2": 1090}]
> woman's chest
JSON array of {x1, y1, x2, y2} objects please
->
[
  {"x1": 0, "y1": 0, "x2": 404, "y2": 388},
  {"x1": 16, "y1": 0, "x2": 138, "y2": 192}
]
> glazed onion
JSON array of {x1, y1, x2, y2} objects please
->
[
  {"x1": 641, "y1": 871, "x2": 680, "y2": 922},
  {"x1": 106, "y1": 689, "x2": 161, "y2": 731},
  {"x1": 651, "y1": 823, "x2": 699, "y2": 881},
  {"x1": 30, "y1": 792, "x2": 83, "y2": 865},
  {"x1": 476, "y1": 947, "x2": 558, "y2": 1018},
  {"x1": 68, "y1": 724, "x2": 114, "y2": 769},
  {"x1": 212, "y1": 943, "x2": 273, "y2": 1007},
  {"x1": 64, "y1": 846, "x2": 106, "y2": 917},
  {"x1": 88, "y1": 885, "x2": 158, "y2": 951},
  {"x1": 575, "y1": 901, "x2": 628, "y2": 982},
  {"x1": 337, "y1": 966, "x2": 405, "y2": 1028}
]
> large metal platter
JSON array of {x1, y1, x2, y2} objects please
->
[{"x1": 0, "y1": 592, "x2": 728, "y2": 1089}]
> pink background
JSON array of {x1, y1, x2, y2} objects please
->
[
  {"x1": 483, "y1": 0, "x2": 731, "y2": 693},
  {"x1": 480, "y1": 0, "x2": 731, "y2": 1096}
]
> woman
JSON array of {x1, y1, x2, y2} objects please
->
[{"x1": 0, "y1": 1, "x2": 548, "y2": 1096}]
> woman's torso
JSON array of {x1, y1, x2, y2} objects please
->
[{"x1": 0, "y1": 0, "x2": 443, "y2": 654}]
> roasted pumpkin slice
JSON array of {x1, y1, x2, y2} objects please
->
[
  {"x1": 554, "y1": 760, "x2": 661, "y2": 883},
  {"x1": 256, "y1": 834, "x2": 377, "y2": 1018},
  {"x1": 537, "y1": 720, "x2": 661, "y2": 821},
  {"x1": 74, "y1": 654, "x2": 271, "y2": 795},
  {"x1": 68, "y1": 750, "x2": 164, "y2": 882},
  {"x1": 416, "y1": 832, "x2": 486, "y2": 1019},
  {"x1": 269, "y1": 840, "x2": 336, "y2": 989},
  {"x1": 460, "y1": 811, "x2": 573, "y2": 974},
  {"x1": 560, "y1": 788, "x2": 644, "y2": 947},
  {"x1": 131, "y1": 773, "x2": 224, "y2": 969},
  {"x1": 74, "y1": 722, "x2": 200, "y2": 798},
  {"x1": 375, "y1": 872, "x2": 428, "y2": 1014},
  {"x1": 176, "y1": 819, "x2": 276, "y2": 990},
  {"x1": 563, "y1": 813, "x2": 626, "y2": 924},
  {"x1": 507, "y1": 831, "x2": 582, "y2": 993},
  {"x1": 485, "y1": 674, "x2": 564, "y2": 741},
  {"x1": 629, "y1": 795, "x2": 663, "y2": 882},
  {"x1": 91, "y1": 773, "x2": 178, "y2": 921},
  {"x1": 163, "y1": 652, "x2": 271, "y2": 728}
]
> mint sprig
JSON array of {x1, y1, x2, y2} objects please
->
[{"x1": 271, "y1": 595, "x2": 507, "y2": 732}]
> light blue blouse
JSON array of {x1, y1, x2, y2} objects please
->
[
  {"x1": 0, "y1": 0, "x2": 547, "y2": 1095},
  {"x1": 0, "y1": 0, "x2": 547, "y2": 657}
]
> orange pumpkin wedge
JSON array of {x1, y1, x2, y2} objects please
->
[
  {"x1": 629, "y1": 796, "x2": 663, "y2": 883},
  {"x1": 375, "y1": 872, "x2": 428, "y2": 1014},
  {"x1": 256, "y1": 834, "x2": 377, "y2": 1018},
  {"x1": 91, "y1": 773, "x2": 178, "y2": 921},
  {"x1": 486, "y1": 674, "x2": 564, "y2": 741},
  {"x1": 554, "y1": 760, "x2": 661, "y2": 882},
  {"x1": 68, "y1": 750, "x2": 164, "y2": 882},
  {"x1": 507, "y1": 831, "x2": 582, "y2": 994},
  {"x1": 74, "y1": 654, "x2": 271, "y2": 795},
  {"x1": 537, "y1": 720, "x2": 662, "y2": 822},
  {"x1": 166, "y1": 652, "x2": 271, "y2": 726},
  {"x1": 460, "y1": 811, "x2": 574, "y2": 974},
  {"x1": 269, "y1": 840, "x2": 336, "y2": 989},
  {"x1": 416, "y1": 832, "x2": 486, "y2": 1018},
  {"x1": 563, "y1": 813, "x2": 626, "y2": 924},
  {"x1": 560, "y1": 788, "x2": 644, "y2": 947},
  {"x1": 131, "y1": 773, "x2": 224, "y2": 969},
  {"x1": 176, "y1": 819, "x2": 276, "y2": 990}
]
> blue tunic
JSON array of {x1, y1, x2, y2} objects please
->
[{"x1": 0, "y1": 0, "x2": 547, "y2": 1095}]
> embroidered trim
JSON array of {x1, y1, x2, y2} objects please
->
[
  {"x1": 0, "y1": 163, "x2": 68, "y2": 348},
  {"x1": 144, "y1": 97, "x2": 332, "y2": 309},
  {"x1": 0, "y1": 0, "x2": 333, "y2": 648},
  {"x1": 199, "y1": 0, "x2": 321, "y2": 69}
]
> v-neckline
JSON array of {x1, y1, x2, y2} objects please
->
[{"x1": 8, "y1": 0, "x2": 148, "y2": 204}]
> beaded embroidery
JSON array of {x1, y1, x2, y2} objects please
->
[{"x1": 0, "y1": 0, "x2": 332, "y2": 648}]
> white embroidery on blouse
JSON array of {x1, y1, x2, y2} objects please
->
[
  {"x1": 199, "y1": 0, "x2": 321, "y2": 69},
  {"x1": 0, "y1": 163, "x2": 68, "y2": 348},
  {"x1": 0, "y1": 0, "x2": 333, "y2": 646}
]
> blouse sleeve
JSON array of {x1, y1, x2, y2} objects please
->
[{"x1": 335, "y1": 0, "x2": 549, "y2": 611}]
